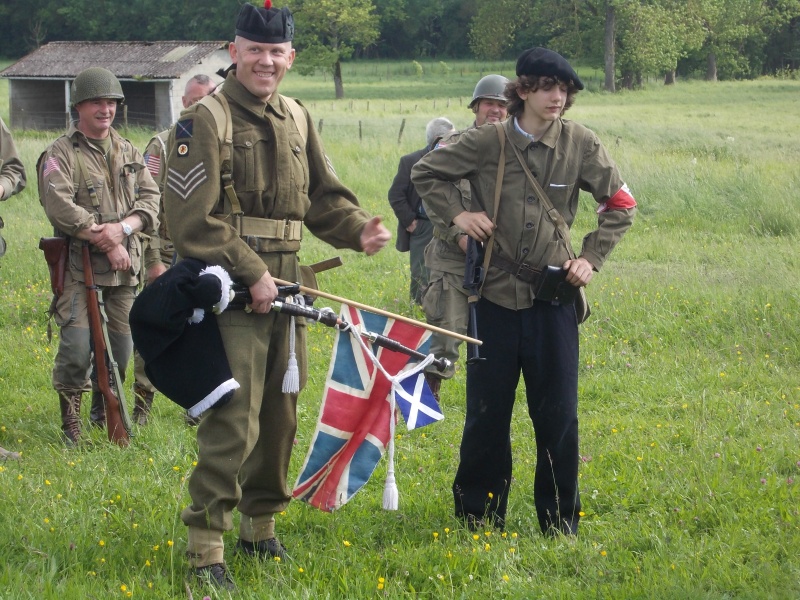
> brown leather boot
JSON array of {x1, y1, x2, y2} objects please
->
[
  {"x1": 89, "y1": 391, "x2": 106, "y2": 428},
  {"x1": 133, "y1": 384, "x2": 154, "y2": 426},
  {"x1": 424, "y1": 373, "x2": 442, "y2": 402},
  {"x1": 59, "y1": 392, "x2": 82, "y2": 446}
]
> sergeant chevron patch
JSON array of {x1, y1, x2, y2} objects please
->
[{"x1": 167, "y1": 163, "x2": 207, "y2": 200}]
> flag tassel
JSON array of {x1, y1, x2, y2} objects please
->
[
  {"x1": 282, "y1": 302, "x2": 300, "y2": 394},
  {"x1": 383, "y1": 401, "x2": 399, "y2": 510}
]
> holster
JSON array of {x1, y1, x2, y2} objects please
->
[{"x1": 39, "y1": 236, "x2": 69, "y2": 297}]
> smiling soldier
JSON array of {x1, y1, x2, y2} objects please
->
[{"x1": 162, "y1": 1, "x2": 390, "y2": 590}]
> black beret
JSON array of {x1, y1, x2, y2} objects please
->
[
  {"x1": 235, "y1": 1, "x2": 294, "y2": 44},
  {"x1": 515, "y1": 48, "x2": 584, "y2": 90}
]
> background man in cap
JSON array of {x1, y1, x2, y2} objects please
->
[
  {"x1": 163, "y1": 2, "x2": 390, "y2": 589},
  {"x1": 132, "y1": 73, "x2": 219, "y2": 427},
  {"x1": 37, "y1": 67, "x2": 160, "y2": 446},
  {"x1": 413, "y1": 48, "x2": 636, "y2": 535},
  {"x1": 420, "y1": 74, "x2": 508, "y2": 400},
  {"x1": 387, "y1": 116, "x2": 455, "y2": 305}
]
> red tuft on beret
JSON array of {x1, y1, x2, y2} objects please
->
[{"x1": 264, "y1": 0, "x2": 272, "y2": 8}]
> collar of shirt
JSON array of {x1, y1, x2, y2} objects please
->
[
  {"x1": 511, "y1": 116, "x2": 563, "y2": 149},
  {"x1": 513, "y1": 116, "x2": 536, "y2": 142},
  {"x1": 222, "y1": 71, "x2": 289, "y2": 122}
]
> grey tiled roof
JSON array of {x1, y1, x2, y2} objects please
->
[{"x1": 0, "y1": 41, "x2": 228, "y2": 79}]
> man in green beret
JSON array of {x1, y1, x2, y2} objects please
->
[
  {"x1": 163, "y1": 1, "x2": 390, "y2": 589},
  {"x1": 413, "y1": 48, "x2": 636, "y2": 536}
]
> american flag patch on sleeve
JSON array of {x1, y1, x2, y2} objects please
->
[
  {"x1": 43, "y1": 157, "x2": 60, "y2": 177},
  {"x1": 144, "y1": 153, "x2": 160, "y2": 178}
]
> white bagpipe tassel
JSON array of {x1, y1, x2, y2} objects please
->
[
  {"x1": 282, "y1": 298, "x2": 300, "y2": 394},
  {"x1": 382, "y1": 390, "x2": 399, "y2": 510}
]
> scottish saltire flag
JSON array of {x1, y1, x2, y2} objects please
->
[
  {"x1": 292, "y1": 305, "x2": 432, "y2": 512},
  {"x1": 394, "y1": 370, "x2": 444, "y2": 430}
]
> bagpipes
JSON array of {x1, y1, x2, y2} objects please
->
[
  {"x1": 129, "y1": 259, "x2": 479, "y2": 419},
  {"x1": 229, "y1": 283, "x2": 453, "y2": 373}
]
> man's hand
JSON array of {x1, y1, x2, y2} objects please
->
[
  {"x1": 563, "y1": 257, "x2": 594, "y2": 287},
  {"x1": 146, "y1": 263, "x2": 168, "y2": 284},
  {"x1": 452, "y1": 211, "x2": 494, "y2": 242},
  {"x1": 406, "y1": 219, "x2": 418, "y2": 234},
  {"x1": 457, "y1": 234, "x2": 468, "y2": 253},
  {"x1": 89, "y1": 222, "x2": 126, "y2": 253},
  {"x1": 248, "y1": 270, "x2": 279, "y2": 314},
  {"x1": 105, "y1": 245, "x2": 131, "y2": 272},
  {"x1": 360, "y1": 216, "x2": 391, "y2": 255}
]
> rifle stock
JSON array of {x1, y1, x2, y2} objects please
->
[{"x1": 82, "y1": 242, "x2": 130, "y2": 447}]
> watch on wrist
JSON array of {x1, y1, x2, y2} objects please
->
[{"x1": 121, "y1": 221, "x2": 133, "y2": 237}]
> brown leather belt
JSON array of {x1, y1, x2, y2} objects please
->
[{"x1": 489, "y1": 254, "x2": 543, "y2": 286}]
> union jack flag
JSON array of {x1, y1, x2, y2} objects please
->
[{"x1": 292, "y1": 305, "x2": 432, "y2": 512}]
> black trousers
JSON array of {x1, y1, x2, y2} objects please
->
[{"x1": 453, "y1": 298, "x2": 581, "y2": 534}]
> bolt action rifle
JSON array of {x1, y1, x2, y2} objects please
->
[
  {"x1": 462, "y1": 236, "x2": 485, "y2": 364},
  {"x1": 82, "y1": 242, "x2": 132, "y2": 446}
]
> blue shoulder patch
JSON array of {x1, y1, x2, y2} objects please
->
[{"x1": 176, "y1": 119, "x2": 194, "y2": 140}]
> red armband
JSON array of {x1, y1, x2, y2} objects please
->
[{"x1": 597, "y1": 184, "x2": 636, "y2": 213}]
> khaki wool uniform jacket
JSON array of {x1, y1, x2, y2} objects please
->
[
  {"x1": 38, "y1": 125, "x2": 160, "y2": 287},
  {"x1": 163, "y1": 73, "x2": 371, "y2": 284},
  {"x1": 0, "y1": 117, "x2": 26, "y2": 201},
  {"x1": 412, "y1": 117, "x2": 636, "y2": 311}
]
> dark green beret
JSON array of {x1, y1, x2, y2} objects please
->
[
  {"x1": 515, "y1": 48, "x2": 584, "y2": 90},
  {"x1": 235, "y1": 1, "x2": 294, "y2": 44}
]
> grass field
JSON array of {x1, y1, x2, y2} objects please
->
[{"x1": 0, "y1": 60, "x2": 798, "y2": 599}]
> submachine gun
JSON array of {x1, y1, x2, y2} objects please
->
[{"x1": 462, "y1": 236, "x2": 485, "y2": 364}]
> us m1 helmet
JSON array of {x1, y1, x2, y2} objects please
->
[
  {"x1": 468, "y1": 74, "x2": 509, "y2": 109},
  {"x1": 70, "y1": 67, "x2": 125, "y2": 108}
]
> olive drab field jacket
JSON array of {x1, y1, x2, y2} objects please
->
[
  {"x1": 38, "y1": 124, "x2": 160, "y2": 287},
  {"x1": 412, "y1": 117, "x2": 636, "y2": 312},
  {"x1": 162, "y1": 73, "x2": 371, "y2": 288}
]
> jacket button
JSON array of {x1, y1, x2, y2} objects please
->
[
  {"x1": 294, "y1": 145, "x2": 301, "y2": 153},
  {"x1": 245, "y1": 141, "x2": 252, "y2": 147},
  {"x1": 525, "y1": 222, "x2": 533, "y2": 229},
  {"x1": 522, "y1": 248, "x2": 529, "y2": 254},
  {"x1": 527, "y1": 196, "x2": 535, "y2": 203}
]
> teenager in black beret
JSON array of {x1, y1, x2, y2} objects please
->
[{"x1": 412, "y1": 46, "x2": 636, "y2": 536}]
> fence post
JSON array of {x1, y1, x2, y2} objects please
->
[
  {"x1": 359, "y1": 121, "x2": 362, "y2": 141},
  {"x1": 318, "y1": 119, "x2": 324, "y2": 134},
  {"x1": 397, "y1": 118, "x2": 406, "y2": 144}
]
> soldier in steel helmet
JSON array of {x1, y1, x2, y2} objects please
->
[
  {"x1": 37, "y1": 67, "x2": 160, "y2": 446},
  {"x1": 420, "y1": 74, "x2": 509, "y2": 400},
  {"x1": 162, "y1": 2, "x2": 389, "y2": 589},
  {"x1": 132, "y1": 74, "x2": 218, "y2": 427}
]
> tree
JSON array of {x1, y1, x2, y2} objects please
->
[
  {"x1": 290, "y1": 0, "x2": 380, "y2": 98},
  {"x1": 468, "y1": 0, "x2": 530, "y2": 59},
  {"x1": 691, "y1": 0, "x2": 800, "y2": 80}
]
